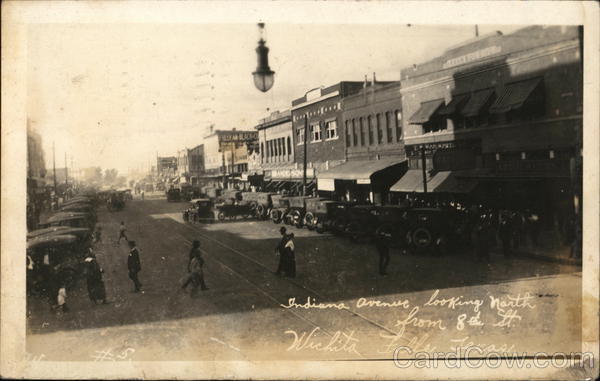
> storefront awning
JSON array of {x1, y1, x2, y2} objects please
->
[
  {"x1": 317, "y1": 159, "x2": 406, "y2": 181},
  {"x1": 489, "y1": 77, "x2": 542, "y2": 114},
  {"x1": 390, "y1": 169, "x2": 425, "y2": 192},
  {"x1": 408, "y1": 99, "x2": 445, "y2": 124},
  {"x1": 460, "y1": 89, "x2": 494, "y2": 117},
  {"x1": 437, "y1": 94, "x2": 469, "y2": 116},
  {"x1": 390, "y1": 170, "x2": 478, "y2": 194},
  {"x1": 427, "y1": 171, "x2": 479, "y2": 193}
]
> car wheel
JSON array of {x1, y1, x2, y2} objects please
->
[
  {"x1": 217, "y1": 211, "x2": 226, "y2": 221},
  {"x1": 412, "y1": 227, "x2": 433, "y2": 251},
  {"x1": 271, "y1": 210, "x2": 281, "y2": 224}
]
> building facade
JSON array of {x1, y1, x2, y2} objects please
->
[
  {"x1": 291, "y1": 82, "x2": 365, "y2": 177},
  {"x1": 188, "y1": 144, "x2": 204, "y2": 186},
  {"x1": 202, "y1": 129, "x2": 259, "y2": 187},
  {"x1": 156, "y1": 156, "x2": 177, "y2": 180},
  {"x1": 317, "y1": 81, "x2": 407, "y2": 204},
  {"x1": 176, "y1": 149, "x2": 190, "y2": 181},
  {"x1": 392, "y1": 25, "x2": 582, "y2": 232}
]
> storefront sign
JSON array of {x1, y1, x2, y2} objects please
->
[
  {"x1": 495, "y1": 159, "x2": 570, "y2": 177},
  {"x1": 356, "y1": 179, "x2": 371, "y2": 184},
  {"x1": 271, "y1": 168, "x2": 315, "y2": 179},
  {"x1": 318, "y1": 178, "x2": 335, "y2": 191},
  {"x1": 433, "y1": 148, "x2": 476, "y2": 171},
  {"x1": 442, "y1": 46, "x2": 502, "y2": 69}
]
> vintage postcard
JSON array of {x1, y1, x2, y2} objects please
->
[{"x1": 1, "y1": 1, "x2": 598, "y2": 379}]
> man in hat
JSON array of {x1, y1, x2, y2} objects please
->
[
  {"x1": 127, "y1": 240, "x2": 142, "y2": 292},
  {"x1": 274, "y1": 226, "x2": 290, "y2": 276}
]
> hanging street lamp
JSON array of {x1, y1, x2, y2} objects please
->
[{"x1": 252, "y1": 23, "x2": 275, "y2": 93}]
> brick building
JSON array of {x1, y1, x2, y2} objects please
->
[
  {"x1": 316, "y1": 80, "x2": 407, "y2": 204},
  {"x1": 290, "y1": 82, "x2": 365, "y2": 193},
  {"x1": 391, "y1": 26, "x2": 582, "y2": 232}
]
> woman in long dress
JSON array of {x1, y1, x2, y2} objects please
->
[{"x1": 85, "y1": 254, "x2": 107, "y2": 304}]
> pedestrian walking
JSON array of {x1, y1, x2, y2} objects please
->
[
  {"x1": 141, "y1": 190, "x2": 145, "y2": 201},
  {"x1": 274, "y1": 227, "x2": 290, "y2": 276},
  {"x1": 127, "y1": 240, "x2": 142, "y2": 292},
  {"x1": 374, "y1": 237, "x2": 390, "y2": 276},
  {"x1": 84, "y1": 253, "x2": 107, "y2": 304},
  {"x1": 118, "y1": 221, "x2": 128, "y2": 243}
]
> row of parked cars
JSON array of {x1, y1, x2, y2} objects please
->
[
  {"x1": 182, "y1": 189, "x2": 467, "y2": 253},
  {"x1": 27, "y1": 194, "x2": 98, "y2": 291}
]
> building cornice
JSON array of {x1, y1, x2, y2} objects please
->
[
  {"x1": 291, "y1": 91, "x2": 340, "y2": 111},
  {"x1": 400, "y1": 40, "x2": 579, "y2": 94}
]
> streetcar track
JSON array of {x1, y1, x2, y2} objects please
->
[{"x1": 171, "y1": 218, "x2": 399, "y2": 337}]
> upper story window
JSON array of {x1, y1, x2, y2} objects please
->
[
  {"x1": 287, "y1": 137, "x2": 292, "y2": 155},
  {"x1": 395, "y1": 110, "x2": 403, "y2": 142},
  {"x1": 260, "y1": 142, "x2": 264, "y2": 160},
  {"x1": 352, "y1": 119, "x2": 358, "y2": 147},
  {"x1": 385, "y1": 112, "x2": 393, "y2": 143},
  {"x1": 310, "y1": 123, "x2": 322, "y2": 142},
  {"x1": 345, "y1": 120, "x2": 351, "y2": 145},
  {"x1": 376, "y1": 114, "x2": 384, "y2": 145},
  {"x1": 326, "y1": 120, "x2": 338, "y2": 140},
  {"x1": 367, "y1": 115, "x2": 374, "y2": 145},
  {"x1": 359, "y1": 117, "x2": 366, "y2": 146},
  {"x1": 296, "y1": 128, "x2": 305, "y2": 144}
]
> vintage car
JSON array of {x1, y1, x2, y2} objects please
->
[
  {"x1": 60, "y1": 203, "x2": 97, "y2": 220},
  {"x1": 183, "y1": 198, "x2": 214, "y2": 222},
  {"x1": 201, "y1": 186, "x2": 221, "y2": 200},
  {"x1": 343, "y1": 205, "x2": 379, "y2": 243},
  {"x1": 166, "y1": 188, "x2": 182, "y2": 202},
  {"x1": 106, "y1": 191, "x2": 126, "y2": 210},
  {"x1": 370, "y1": 205, "x2": 412, "y2": 248},
  {"x1": 284, "y1": 196, "x2": 319, "y2": 227},
  {"x1": 27, "y1": 234, "x2": 82, "y2": 289},
  {"x1": 403, "y1": 207, "x2": 460, "y2": 254},
  {"x1": 241, "y1": 192, "x2": 275, "y2": 219},
  {"x1": 303, "y1": 200, "x2": 355, "y2": 233},
  {"x1": 270, "y1": 194, "x2": 291, "y2": 224},
  {"x1": 44, "y1": 212, "x2": 95, "y2": 230},
  {"x1": 217, "y1": 189, "x2": 242, "y2": 205}
]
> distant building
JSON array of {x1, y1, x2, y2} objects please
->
[
  {"x1": 156, "y1": 156, "x2": 177, "y2": 180},
  {"x1": 253, "y1": 109, "x2": 304, "y2": 192},
  {"x1": 202, "y1": 128, "x2": 258, "y2": 188},
  {"x1": 176, "y1": 149, "x2": 190, "y2": 180},
  {"x1": 188, "y1": 144, "x2": 204, "y2": 186}
]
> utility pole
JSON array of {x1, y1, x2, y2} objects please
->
[
  {"x1": 475, "y1": 25, "x2": 479, "y2": 37},
  {"x1": 421, "y1": 145, "x2": 428, "y2": 194},
  {"x1": 302, "y1": 114, "x2": 308, "y2": 196}
]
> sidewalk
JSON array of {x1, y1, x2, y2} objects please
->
[{"x1": 489, "y1": 235, "x2": 582, "y2": 266}]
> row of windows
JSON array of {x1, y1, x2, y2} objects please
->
[
  {"x1": 293, "y1": 102, "x2": 341, "y2": 121},
  {"x1": 296, "y1": 120, "x2": 338, "y2": 144},
  {"x1": 345, "y1": 110, "x2": 403, "y2": 147},
  {"x1": 260, "y1": 137, "x2": 292, "y2": 161}
]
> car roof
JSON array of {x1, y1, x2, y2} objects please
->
[{"x1": 27, "y1": 234, "x2": 78, "y2": 250}]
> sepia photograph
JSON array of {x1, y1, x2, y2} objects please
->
[{"x1": 2, "y1": 1, "x2": 599, "y2": 379}]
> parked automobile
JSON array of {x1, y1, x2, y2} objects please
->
[
  {"x1": 372, "y1": 205, "x2": 412, "y2": 248},
  {"x1": 201, "y1": 186, "x2": 221, "y2": 200},
  {"x1": 343, "y1": 205, "x2": 379, "y2": 243},
  {"x1": 403, "y1": 207, "x2": 460, "y2": 254},
  {"x1": 285, "y1": 196, "x2": 318, "y2": 228},
  {"x1": 241, "y1": 192, "x2": 275, "y2": 219},
  {"x1": 217, "y1": 189, "x2": 242, "y2": 205},
  {"x1": 214, "y1": 201, "x2": 254, "y2": 221},
  {"x1": 303, "y1": 200, "x2": 355, "y2": 233},
  {"x1": 270, "y1": 194, "x2": 291, "y2": 224},
  {"x1": 44, "y1": 212, "x2": 95, "y2": 230},
  {"x1": 27, "y1": 234, "x2": 82, "y2": 289}
]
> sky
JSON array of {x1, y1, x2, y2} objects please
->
[{"x1": 27, "y1": 23, "x2": 524, "y2": 175}]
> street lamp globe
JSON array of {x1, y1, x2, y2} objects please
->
[
  {"x1": 253, "y1": 39, "x2": 275, "y2": 92},
  {"x1": 252, "y1": 23, "x2": 275, "y2": 93}
]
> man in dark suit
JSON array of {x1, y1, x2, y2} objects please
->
[{"x1": 127, "y1": 240, "x2": 142, "y2": 292}]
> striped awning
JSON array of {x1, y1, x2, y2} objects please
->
[
  {"x1": 460, "y1": 89, "x2": 494, "y2": 117},
  {"x1": 408, "y1": 99, "x2": 445, "y2": 124},
  {"x1": 437, "y1": 94, "x2": 469, "y2": 116},
  {"x1": 489, "y1": 77, "x2": 542, "y2": 114}
]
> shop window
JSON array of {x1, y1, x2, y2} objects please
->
[
  {"x1": 368, "y1": 116, "x2": 374, "y2": 145},
  {"x1": 386, "y1": 112, "x2": 393, "y2": 143},
  {"x1": 310, "y1": 123, "x2": 322, "y2": 142},
  {"x1": 376, "y1": 114, "x2": 384, "y2": 144},
  {"x1": 326, "y1": 120, "x2": 338, "y2": 139}
]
